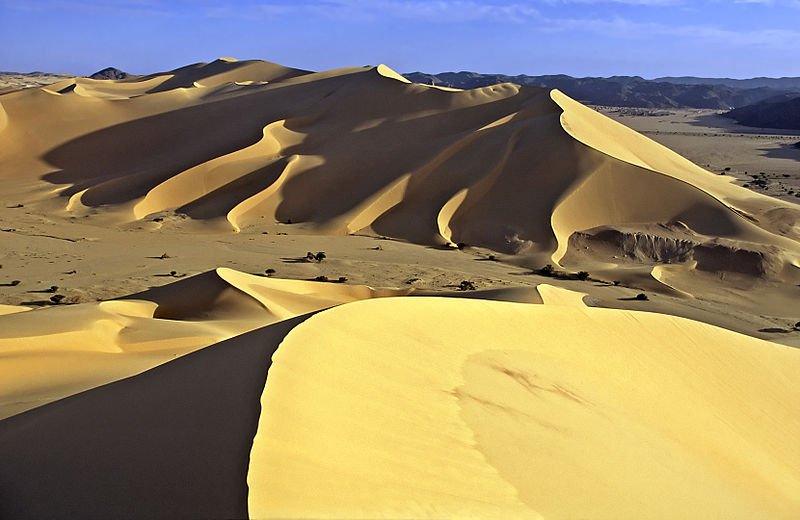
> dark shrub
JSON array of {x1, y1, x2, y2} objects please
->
[
  {"x1": 537, "y1": 264, "x2": 555, "y2": 277},
  {"x1": 576, "y1": 271, "x2": 590, "y2": 281},
  {"x1": 635, "y1": 293, "x2": 649, "y2": 301}
]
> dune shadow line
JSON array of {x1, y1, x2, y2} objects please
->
[{"x1": 0, "y1": 313, "x2": 312, "y2": 520}]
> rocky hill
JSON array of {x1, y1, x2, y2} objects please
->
[{"x1": 725, "y1": 93, "x2": 800, "y2": 130}]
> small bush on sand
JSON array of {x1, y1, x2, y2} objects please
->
[
  {"x1": 635, "y1": 293, "x2": 649, "y2": 301},
  {"x1": 576, "y1": 271, "x2": 590, "y2": 281},
  {"x1": 265, "y1": 268, "x2": 276, "y2": 276},
  {"x1": 459, "y1": 280, "x2": 476, "y2": 291},
  {"x1": 314, "y1": 275, "x2": 329, "y2": 282},
  {"x1": 536, "y1": 264, "x2": 555, "y2": 277}
]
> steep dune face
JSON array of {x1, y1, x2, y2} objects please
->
[
  {"x1": 249, "y1": 295, "x2": 800, "y2": 519},
  {"x1": 0, "y1": 315, "x2": 311, "y2": 520},
  {"x1": 0, "y1": 58, "x2": 797, "y2": 281},
  {"x1": 2, "y1": 289, "x2": 797, "y2": 519}
]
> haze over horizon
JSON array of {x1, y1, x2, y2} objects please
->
[{"x1": 2, "y1": 0, "x2": 800, "y2": 79}]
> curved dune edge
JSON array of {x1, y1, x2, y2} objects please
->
[
  {"x1": 376, "y1": 64, "x2": 411, "y2": 84},
  {"x1": 0, "y1": 315, "x2": 311, "y2": 520},
  {"x1": 0, "y1": 100, "x2": 7, "y2": 133},
  {"x1": 551, "y1": 89, "x2": 800, "y2": 233},
  {"x1": 249, "y1": 296, "x2": 800, "y2": 519},
  {"x1": 132, "y1": 119, "x2": 303, "y2": 224},
  {"x1": 0, "y1": 269, "x2": 406, "y2": 419},
  {"x1": 552, "y1": 89, "x2": 745, "y2": 199},
  {"x1": 548, "y1": 90, "x2": 800, "y2": 266},
  {"x1": 535, "y1": 283, "x2": 587, "y2": 306},
  {"x1": 0, "y1": 267, "x2": 545, "y2": 420},
  {"x1": 651, "y1": 264, "x2": 696, "y2": 298},
  {"x1": 0, "y1": 304, "x2": 30, "y2": 316}
]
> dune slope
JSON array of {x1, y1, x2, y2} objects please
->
[
  {"x1": 249, "y1": 295, "x2": 800, "y2": 519},
  {"x1": 1, "y1": 59, "x2": 796, "y2": 281},
  {"x1": 3, "y1": 290, "x2": 797, "y2": 518},
  {"x1": 0, "y1": 315, "x2": 309, "y2": 520}
]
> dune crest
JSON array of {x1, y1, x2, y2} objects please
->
[
  {"x1": 2, "y1": 58, "x2": 795, "y2": 279},
  {"x1": 0, "y1": 268, "x2": 407, "y2": 419}
]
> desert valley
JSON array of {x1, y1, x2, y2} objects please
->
[{"x1": 0, "y1": 57, "x2": 799, "y2": 519}]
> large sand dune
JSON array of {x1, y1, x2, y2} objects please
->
[
  {"x1": 2, "y1": 59, "x2": 797, "y2": 271},
  {"x1": 1, "y1": 289, "x2": 797, "y2": 519},
  {"x1": 1, "y1": 58, "x2": 799, "y2": 518}
]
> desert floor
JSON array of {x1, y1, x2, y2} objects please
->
[{"x1": 600, "y1": 106, "x2": 800, "y2": 201}]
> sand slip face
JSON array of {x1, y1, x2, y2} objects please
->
[{"x1": 249, "y1": 295, "x2": 800, "y2": 519}]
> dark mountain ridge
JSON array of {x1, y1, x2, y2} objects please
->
[
  {"x1": 88, "y1": 67, "x2": 133, "y2": 80},
  {"x1": 725, "y1": 93, "x2": 800, "y2": 130},
  {"x1": 403, "y1": 71, "x2": 800, "y2": 110}
]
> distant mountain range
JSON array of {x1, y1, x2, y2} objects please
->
[
  {"x1": 725, "y1": 93, "x2": 800, "y2": 130},
  {"x1": 5, "y1": 65, "x2": 799, "y2": 129},
  {"x1": 403, "y1": 71, "x2": 800, "y2": 110},
  {"x1": 655, "y1": 76, "x2": 800, "y2": 90}
]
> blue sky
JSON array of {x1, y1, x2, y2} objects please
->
[{"x1": 1, "y1": 0, "x2": 799, "y2": 78}]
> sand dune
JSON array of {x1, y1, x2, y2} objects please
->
[
  {"x1": 1, "y1": 59, "x2": 796, "y2": 294},
  {"x1": 248, "y1": 294, "x2": 800, "y2": 519},
  {"x1": 2, "y1": 289, "x2": 796, "y2": 518},
  {"x1": 1, "y1": 58, "x2": 799, "y2": 518},
  {"x1": 0, "y1": 268, "x2": 411, "y2": 419}
]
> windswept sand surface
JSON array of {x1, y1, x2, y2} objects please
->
[{"x1": 0, "y1": 58, "x2": 799, "y2": 518}]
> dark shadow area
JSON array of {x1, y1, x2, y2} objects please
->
[
  {"x1": 0, "y1": 314, "x2": 311, "y2": 520},
  {"x1": 280, "y1": 257, "x2": 312, "y2": 264},
  {"x1": 758, "y1": 327, "x2": 792, "y2": 334},
  {"x1": 177, "y1": 158, "x2": 288, "y2": 221},
  {"x1": 688, "y1": 113, "x2": 800, "y2": 136},
  {"x1": 759, "y1": 142, "x2": 800, "y2": 162},
  {"x1": 18, "y1": 300, "x2": 53, "y2": 307},
  {"x1": 26, "y1": 287, "x2": 58, "y2": 294}
]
